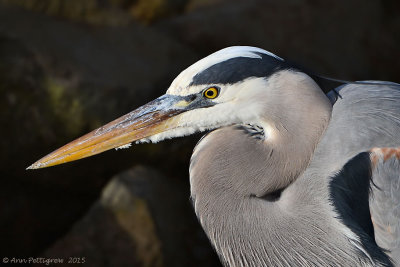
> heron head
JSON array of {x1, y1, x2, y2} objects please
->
[{"x1": 29, "y1": 46, "x2": 326, "y2": 169}]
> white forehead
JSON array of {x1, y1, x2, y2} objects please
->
[{"x1": 167, "y1": 46, "x2": 282, "y2": 96}]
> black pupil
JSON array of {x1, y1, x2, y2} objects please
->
[{"x1": 206, "y1": 90, "x2": 214, "y2": 97}]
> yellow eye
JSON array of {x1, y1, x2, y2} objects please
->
[{"x1": 203, "y1": 87, "x2": 219, "y2": 99}]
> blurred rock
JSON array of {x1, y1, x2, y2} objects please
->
[
  {"x1": 0, "y1": 3, "x2": 200, "y2": 259},
  {"x1": 0, "y1": 0, "x2": 133, "y2": 25},
  {"x1": 0, "y1": 4, "x2": 196, "y2": 120},
  {"x1": 0, "y1": 0, "x2": 192, "y2": 25},
  {"x1": 130, "y1": 0, "x2": 188, "y2": 24},
  {"x1": 158, "y1": 0, "x2": 400, "y2": 82},
  {"x1": 184, "y1": 0, "x2": 236, "y2": 13},
  {"x1": 42, "y1": 166, "x2": 221, "y2": 267}
]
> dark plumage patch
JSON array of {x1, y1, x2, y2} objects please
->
[
  {"x1": 189, "y1": 52, "x2": 344, "y2": 94},
  {"x1": 235, "y1": 124, "x2": 265, "y2": 140},
  {"x1": 190, "y1": 53, "x2": 288, "y2": 86},
  {"x1": 251, "y1": 188, "x2": 283, "y2": 202},
  {"x1": 329, "y1": 152, "x2": 393, "y2": 266}
]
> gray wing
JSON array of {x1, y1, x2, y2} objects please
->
[
  {"x1": 316, "y1": 81, "x2": 400, "y2": 265},
  {"x1": 370, "y1": 147, "x2": 400, "y2": 266}
]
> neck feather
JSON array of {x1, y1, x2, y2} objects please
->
[{"x1": 189, "y1": 72, "x2": 353, "y2": 266}]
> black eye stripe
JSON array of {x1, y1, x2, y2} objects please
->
[{"x1": 190, "y1": 53, "x2": 287, "y2": 86}]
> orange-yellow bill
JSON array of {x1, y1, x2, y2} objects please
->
[{"x1": 27, "y1": 94, "x2": 189, "y2": 169}]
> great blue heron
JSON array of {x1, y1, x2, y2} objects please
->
[{"x1": 29, "y1": 46, "x2": 400, "y2": 266}]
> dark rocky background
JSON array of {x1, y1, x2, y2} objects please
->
[{"x1": 0, "y1": 0, "x2": 398, "y2": 266}]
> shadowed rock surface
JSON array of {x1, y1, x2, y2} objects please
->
[
  {"x1": 42, "y1": 166, "x2": 218, "y2": 267},
  {"x1": 157, "y1": 0, "x2": 400, "y2": 81},
  {"x1": 0, "y1": 3, "x2": 203, "y2": 261}
]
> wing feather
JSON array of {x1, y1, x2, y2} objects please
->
[{"x1": 370, "y1": 148, "x2": 400, "y2": 265}]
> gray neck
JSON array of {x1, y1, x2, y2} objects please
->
[
  {"x1": 190, "y1": 71, "x2": 333, "y2": 198},
  {"x1": 188, "y1": 73, "x2": 388, "y2": 266}
]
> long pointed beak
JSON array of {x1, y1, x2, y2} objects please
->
[{"x1": 28, "y1": 94, "x2": 190, "y2": 169}]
